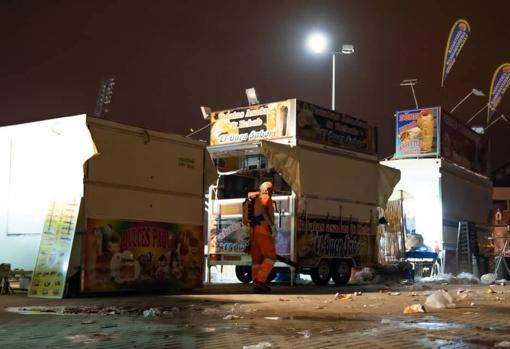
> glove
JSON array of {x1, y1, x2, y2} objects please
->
[{"x1": 270, "y1": 225, "x2": 278, "y2": 239}]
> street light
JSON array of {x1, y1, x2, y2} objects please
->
[
  {"x1": 466, "y1": 103, "x2": 496, "y2": 125},
  {"x1": 450, "y1": 88, "x2": 485, "y2": 114},
  {"x1": 306, "y1": 32, "x2": 354, "y2": 110},
  {"x1": 400, "y1": 79, "x2": 419, "y2": 109},
  {"x1": 485, "y1": 114, "x2": 509, "y2": 131}
]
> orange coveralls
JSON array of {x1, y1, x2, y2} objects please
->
[{"x1": 251, "y1": 194, "x2": 277, "y2": 283}]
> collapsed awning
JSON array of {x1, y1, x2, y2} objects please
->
[
  {"x1": 260, "y1": 141, "x2": 400, "y2": 208},
  {"x1": 377, "y1": 163, "x2": 401, "y2": 208}
]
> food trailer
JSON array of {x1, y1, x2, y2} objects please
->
[
  {"x1": 0, "y1": 115, "x2": 206, "y2": 297},
  {"x1": 381, "y1": 107, "x2": 493, "y2": 275},
  {"x1": 206, "y1": 99, "x2": 400, "y2": 285}
]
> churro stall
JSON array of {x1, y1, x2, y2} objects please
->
[{"x1": 381, "y1": 106, "x2": 492, "y2": 275}]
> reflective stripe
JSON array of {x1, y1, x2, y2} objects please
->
[{"x1": 255, "y1": 259, "x2": 274, "y2": 283}]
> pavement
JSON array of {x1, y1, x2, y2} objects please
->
[{"x1": 1, "y1": 282, "x2": 510, "y2": 348}]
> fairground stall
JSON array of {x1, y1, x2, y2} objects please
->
[
  {"x1": 0, "y1": 115, "x2": 206, "y2": 297},
  {"x1": 381, "y1": 107, "x2": 493, "y2": 276},
  {"x1": 205, "y1": 99, "x2": 400, "y2": 285}
]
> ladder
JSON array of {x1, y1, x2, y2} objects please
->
[
  {"x1": 456, "y1": 221, "x2": 479, "y2": 275},
  {"x1": 494, "y1": 239, "x2": 510, "y2": 279}
]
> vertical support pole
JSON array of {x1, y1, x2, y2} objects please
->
[{"x1": 332, "y1": 53, "x2": 336, "y2": 111}]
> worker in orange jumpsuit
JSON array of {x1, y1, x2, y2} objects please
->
[{"x1": 251, "y1": 181, "x2": 277, "y2": 293}]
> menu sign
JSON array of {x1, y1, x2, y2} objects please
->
[
  {"x1": 83, "y1": 219, "x2": 203, "y2": 292},
  {"x1": 29, "y1": 198, "x2": 80, "y2": 298},
  {"x1": 210, "y1": 100, "x2": 294, "y2": 145},
  {"x1": 395, "y1": 107, "x2": 440, "y2": 158},
  {"x1": 296, "y1": 101, "x2": 376, "y2": 154}
]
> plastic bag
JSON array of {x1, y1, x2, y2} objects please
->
[{"x1": 424, "y1": 289, "x2": 456, "y2": 309}]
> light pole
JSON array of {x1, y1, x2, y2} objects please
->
[
  {"x1": 485, "y1": 114, "x2": 509, "y2": 131},
  {"x1": 306, "y1": 32, "x2": 354, "y2": 111},
  {"x1": 450, "y1": 88, "x2": 485, "y2": 114},
  {"x1": 466, "y1": 103, "x2": 496, "y2": 125},
  {"x1": 400, "y1": 79, "x2": 419, "y2": 109}
]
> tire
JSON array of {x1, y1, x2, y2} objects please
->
[
  {"x1": 235, "y1": 265, "x2": 252, "y2": 283},
  {"x1": 311, "y1": 260, "x2": 332, "y2": 285},
  {"x1": 332, "y1": 260, "x2": 351, "y2": 285}
]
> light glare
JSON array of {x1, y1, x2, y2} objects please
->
[{"x1": 307, "y1": 32, "x2": 328, "y2": 54}]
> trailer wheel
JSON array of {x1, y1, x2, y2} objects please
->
[
  {"x1": 311, "y1": 260, "x2": 331, "y2": 285},
  {"x1": 235, "y1": 266, "x2": 252, "y2": 283},
  {"x1": 332, "y1": 260, "x2": 351, "y2": 285}
]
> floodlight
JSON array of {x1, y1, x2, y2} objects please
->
[
  {"x1": 400, "y1": 79, "x2": 418, "y2": 86},
  {"x1": 400, "y1": 79, "x2": 419, "y2": 109},
  {"x1": 470, "y1": 126, "x2": 485, "y2": 135},
  {"x1": 200, "y1": 106, "x2": 211, "y2": 120},
  {"x1": 245, "y1": 88, "x2": 259, "y2": 105},
  {"x1": 94, "y1": 77, "x2": 116, "y2": 118},
  {"x1": 341, "y1": 44, "x2": 354, "y2": 54},
  {"x1": 472, "y1": 88, "x2": 485, "y2": 97}
]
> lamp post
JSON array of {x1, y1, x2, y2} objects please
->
[
  {"x1": 466, "y1": 103, "x2": 496, "y2": 125},
  {"x1": 485, "y1": 114, "x2": 509, "y2": 131},
  {"x1": 306, "y1": 32, "x2": 354, "y2": 111},
  {"x1": 450, "y1": 88, "x2": 485, "y2": 114}
]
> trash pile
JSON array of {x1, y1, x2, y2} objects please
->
[
  {"x1": 416, "y1": 272, "x2": 480, "y2": 285},
  {"x1": 7, "y1": 305, "x2": 186, "y2": 317},
  {"x1": 403, "y1": 282, "x2": 507, "y2": 315},
  {"x1": 354, "y1": 263, "x2": 413, "y2": 284},
  {"x1": 354, "y1": 267, "x2": 375, "y2": 283},
  {"x1": 242, "y1": 342, "x2": 273, "y2": 349}
]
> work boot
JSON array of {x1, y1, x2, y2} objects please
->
[{"x1": 253, "y1": 280, "x2": 271, "y2": 293}]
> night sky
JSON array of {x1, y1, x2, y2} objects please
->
[{"x1": 2, "y1": 0, "x2": 510, "y2": 169}]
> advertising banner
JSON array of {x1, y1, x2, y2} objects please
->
[
  {"x1": 83, "y1": 219, "x2": 203, "y2": 292},
  {"x1": 488, "y1": 63, "x2": 510, "y2": 122},
  {"x1": 29, "y1": 198, "x2": 81, "y2": 298},
  {"x1": 296, "y1": 101, "x2": 376, "y2": 154},
  {"x1": 296, "y1": 214, "x2": 372, "y2": 267},
  {"x1": 441, "y1": 112, "x2": 488, "y2": 174},
  {"x1": 210, "y1": 100, "x2": 294, "y2": 146},
  {"x1": 441, "y1": 19, "x2": 470, "y2": 87},
  {"x1": 395, "y1": 107, "x2": 440, "y2": 158}
]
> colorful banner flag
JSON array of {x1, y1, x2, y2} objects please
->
[
  {"x1": 441, "y1": 19, "x2": 470, "y2": 87},
  {"x1": 487, "y1": 63, "x2": 510, "y2": 122}
]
